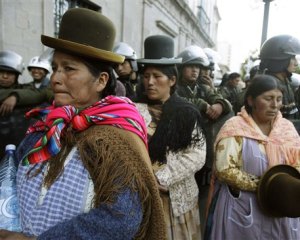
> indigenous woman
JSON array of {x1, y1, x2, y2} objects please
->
[
  {"x1": 206, "y1": 74, "x2": 300, "y2": 240},
  {"x1": 136, "y1": 35, "x2": 206, "y2": 240},
  {"x1": 0, "y1": 8, "x2": 166, "y2": 240}
]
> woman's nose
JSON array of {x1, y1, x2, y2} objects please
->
[
  {"x1": 271, "y1": 99, "x2": 279, "y2": 108},
  {"x1": 295, "y1": 58, "x2": 299, "y2": 67},
  {"x1": 51, "y1": 69, "x2": 63, "y2": 83},
  {"x1": 148, "y1": 75, "x2": 156, "y2": 85},
  {"x1": 114, "y1": 64, "x2": 121, "y2": 72}
]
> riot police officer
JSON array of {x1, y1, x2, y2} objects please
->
[
  {"x1": 218, "y1": 72, "x2": 243, "y2": 114},
  {"x1": 113, "y1": 42, "x2": 139, "y2": 101},
  {"x1": 200, "y1": 47, "x2": 221, "y2": 91},
  {"x1": 176, "y1": 45, "x2": 233, "y2": 224},
  {"x1": 0, "y1": 50, "x2": 29, "y2": 158},
  {"x1": 176, "y1": 45, "x2": 232, "y2": 125},
  {"x1": 0, "y1": 50, "x2": 25, "y2": 114},
  {"x1": 259, "y1": 34, "x2": 300, "y2": 121},
  {"x1": 27, "y1": 55, "x2": 51, "y2": 89}
]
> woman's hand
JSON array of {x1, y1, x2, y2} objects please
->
[
  {"x1": 0, "y1": 230, "x2": 36, "y2": 240},
  {"x1": 155, "y1": 178, "x2": 168, "y2": 193},
  {"x1": 157, "y1": 184, "x2": 169, "y2": 193}
]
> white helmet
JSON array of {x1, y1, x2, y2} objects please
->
[
  {"x1": 291, "y1": 73, "x2": 300, "y2": 89},
  {"x1": 177, "y1": 45, "x2": 210, "y2": 67},
  {"x1": 113, "y1": 42, "x2": 137, "y2": 60},
  {"x1": 113, "y1": 42, "x2": 138, "y2": 71},
  {"x1": 27, "y1": 56, "x2": 51, "y2": 73},
  {"x1": 203, "y1": 48, "x2": 221, "y2": 71},
  {"x1": 0, "y1": 50, "x2": 24, "y2": 74}
]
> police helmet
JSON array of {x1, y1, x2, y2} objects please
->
[
  {"x1": 0, "y1": 50, "x2": 24, "y2": 74},
  {"x1": 249, "y1": 65, "x2": 259, "y2": 80},
  {"x1": 203, "y1": 48, "x2": 221, "y2": 71},
  {"x1": 113, "y1": 42, "x2": 138, "y2": 71},
  {"x1": 260, "y1": 35, "x2": 300, "y2": 60},
  {"x1": 177, "y1": 45, "x2": 210, "y2": 67},
  {"x1": 27, "y1": 56, "x2": 51, "y2": 73},
  {"x1": 291, "y1": 73, "x2": 300, "y2": 89}
]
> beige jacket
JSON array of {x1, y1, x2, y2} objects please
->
[{"x1": 136, "y1": 103, "x2": 206, "y2": 217}]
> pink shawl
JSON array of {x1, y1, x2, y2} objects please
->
[{"x1": 216, "y1": 107, "x2": 300, "y2": 167}]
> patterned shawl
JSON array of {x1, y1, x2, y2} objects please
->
[
  {"x1": 23, "y1": 96, "x2": 147, "y2": 165},
  {"x1": 216, "y1": 107, "x2": 300, "y2": 167}
]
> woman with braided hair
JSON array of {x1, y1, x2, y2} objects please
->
[
  {"x1": 0, "y1": 8, "x2": 166, "y2": 240},
  {"x1": 136, "y1": 35, "x2": 206, "y2": 240}
]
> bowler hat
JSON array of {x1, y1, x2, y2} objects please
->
[
  {"x1": 257, "y1": 164, "x2": 300, "y2": 218},
  {"x1": 138, "y1": 35, "x2": 182, "y2": 65},
  {"x1": 41, "y1": 8, "x2": 124, "y2": 64}
]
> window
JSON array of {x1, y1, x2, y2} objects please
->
[
  {"x1": 197, "y1": 6, "x2": 210, "y2": 35},
  {"x1": 53, "y1": 0, "x2": 101, "y2": 37}
]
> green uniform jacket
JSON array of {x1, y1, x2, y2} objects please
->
[
  {"x1": 176, "y1": 82, "x2": 232, "y2": 115},
  {"x1": 0, "y1": 83, "x2": 53, "y2": 106},
  {"x1": 272, "y1": 76, "x2": 298, "y2": 119},
  {"x1": 218, "y1": 85, "x2": 242, "y2": 114},
  {"x1": 0, "y1": 83, "x2": 53, "y2": 158},
  {"x1": 176, "y1": 82, "x2": 233, "y2": 170}
]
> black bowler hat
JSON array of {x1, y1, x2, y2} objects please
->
[{"x1": 138, "y1": 35, "x2": 182, "y2": 65}]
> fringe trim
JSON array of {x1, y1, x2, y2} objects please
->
[{"x1": 76, "y1": 125, "x2": 167, "y2": 240}]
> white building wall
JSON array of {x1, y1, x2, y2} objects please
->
[{"x1": 0, "y1": 0, "x2": 222, "y2": 82}]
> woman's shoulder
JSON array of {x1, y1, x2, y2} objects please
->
[
  {"x1": 134, "y1": 102, "x2": 148, "y2": 115},
  {"x1": 216, "y1": 115, "x2": 245, "y2": 136},
  {"x1": 79, "y1": 125, "x2": 148, "y2": 155},
  {"x1": 16, "y1": 132, "x2": 44, "y2": 163},
  {"x1": 276, "y1": 117, "x2": 300, "y2": 136},
  {"x1": 168, "y1": 94, "x2": 199, "y2": 111},
  {"x1": 77, "y1": 125, "x2": 152, "y2": 174},
  {"x1": 134, "y1": 103, "x2": 151, "y2": 126},
  {"x1": 225, "y1": 115, "x2": 241, "y2": 124}
]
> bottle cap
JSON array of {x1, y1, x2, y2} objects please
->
[{"x1": 5, "y1": 144, "x2": 16, "y2": 151}]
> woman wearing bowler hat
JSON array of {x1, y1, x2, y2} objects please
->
[
  {"x1": 136, "y1": 35, "x2": 206, "y2": 239},
  {"x1": 0, "y1": 8, "x2": 166, "y2": 240},
  {"x1": 205, "y1": 74, "x2": 300, "y2": 240}
]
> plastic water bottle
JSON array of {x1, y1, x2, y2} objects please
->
[{"x1": 0, "y1": 144, "x2": 21, "y2": 231}]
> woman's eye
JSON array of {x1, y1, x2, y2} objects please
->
[{"x1": 64, "y1": 66, "x2": 74, "y2": 71}]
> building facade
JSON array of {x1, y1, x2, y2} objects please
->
[{"x1": 0, "y1": 0, "x2": 221, "y2": 82}]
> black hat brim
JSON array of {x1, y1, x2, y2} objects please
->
[{"x1": 137, "y1": 58, "x2": 182, "y2": 65}]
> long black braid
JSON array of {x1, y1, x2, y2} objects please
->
[{"x1": 149, "y1": 93, "x2": 206, "y2": 164}]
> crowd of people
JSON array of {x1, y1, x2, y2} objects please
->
[{"x1": 1, "y1": 6, "x2": 300, "y2": 240}]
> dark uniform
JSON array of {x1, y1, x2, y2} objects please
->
[
  {"x1": 259, "y1": 34, "x2": 300, "y2": 133},
  {"x1": 0, "y1": 84, "x2": 53, "y2": 158},
  {"x1": 113, "y1": 42, "x2": 139, "y2": 101},
  {"x1": 176, "y1": 46, "x2": 233, "y2": 186},
  {"x1": 218, "y1": 85, "x2": 242, "y2": 114}
]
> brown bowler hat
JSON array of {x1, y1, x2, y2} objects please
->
[
  {"x1": 41, "y1": 8, "x2": 124, "y2": 64},
  {"x1": 257, "y1": 164, "x2": 300, "y2": 218}
]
